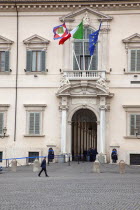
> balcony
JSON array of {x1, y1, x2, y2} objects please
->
[{"x1": 63, "y1": 70, "x2": 106, "y2": 80}]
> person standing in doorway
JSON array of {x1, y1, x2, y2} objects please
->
[
  {"x1": 111, "y1": 149, "x2": 118, "y2": 163},
  {"x1": 38, "y1": 157, "x2": 49, "y2": 177}
]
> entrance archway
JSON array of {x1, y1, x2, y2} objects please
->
[{"x1": 72, "y1": 109, "x2": 97, "y2": 160}]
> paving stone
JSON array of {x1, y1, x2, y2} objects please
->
[{"x1": 0, "y1": 162, "x2": 140, "y2": 210}]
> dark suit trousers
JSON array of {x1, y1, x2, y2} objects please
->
[{"x1": 38, "y1": 168, "x2": 48, "y2": 176}]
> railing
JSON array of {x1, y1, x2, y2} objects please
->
[{"x1": 63, "y1": 70, "x2": 106, "y2": 80}]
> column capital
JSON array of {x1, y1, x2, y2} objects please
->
[
  {"x1": 99, "y1": 105, "x2": 107, "y2": 110},
  {"x1": 59, "y1": 105, "x2": 69, "y2": 111}
]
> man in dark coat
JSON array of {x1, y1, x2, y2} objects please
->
[{"x1": 38, "y1": 157, "x2": 49, "y2": 177}]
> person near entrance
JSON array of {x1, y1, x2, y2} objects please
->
[
  {"x1": 90, "y1": 148, "x2": 98, "y2": 162},
  {"x1": 48, "y1": 148, "x2": 54, "y2": 162},
  {"x1": 38, "y1": 157, "x2": 49, "y2": 177},
  {"x1": 111, "y1": 148, "x2": 118, "y2": 163}
]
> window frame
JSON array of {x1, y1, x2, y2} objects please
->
[
  {"x1": 28, "y1": 111, "x2": 41, "y2": 135},
  {"x1": 72, "y1": 27, "x2": 98, "y2": 71},
  {"x1": 129, "y1": 113, "x2": 140, "y2": 136},
  {"x1": 128, "y1": 48, "x2": 140, "y2": 72},
  {"x1": 123, "y1": 105, "x2": 140, "y2": 138},
  {"x1": 24, "y1": 104, "x2": 47, "y2": 137}
]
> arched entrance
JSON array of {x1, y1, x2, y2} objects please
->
[{"x1": 72, "y1": 109, "x2": 97, "y2": 160}]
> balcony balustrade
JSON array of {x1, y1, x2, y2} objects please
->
[{"x1": 63, "y1": 70, "x2": 106, "y2": 80}]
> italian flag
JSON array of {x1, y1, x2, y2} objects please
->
[{"x1": 59, "y1": 21, "x2": 83, "y2": 45}]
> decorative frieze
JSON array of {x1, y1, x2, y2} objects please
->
[{"x1": 0, "y1": 2, "x2": 139, "y2": 11}]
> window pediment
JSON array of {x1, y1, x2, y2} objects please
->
[
  {"x1": 0, "y1": 35, "x2": 13, "y2": 45},
  {"x1": 59, "y1": 7, "x2": 112, "y2": 22},
  {"x1": 123, "y1": 33, "x2": 140, "y2": 44},
  {"x1": 23, "y1": 34, "x2": 50, "y2": 45}
]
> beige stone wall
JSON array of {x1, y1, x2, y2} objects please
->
[{"x1": 0, "y1": 6, "x2": 140, "y2": 165}]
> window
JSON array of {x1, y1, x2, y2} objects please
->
[
  {"x1": 28, "y1": 152, "x2": 39, "y2": 163},
  {"x1": 23, "y1": 34, "x2": 50, "y2": 73},
  {"x1": 0, "y1": 152, "x2": 2, "y2": 162},
  {"x1": 26, "y1": 50, "x2": 46, "y2": 72},
  {"x1": 130, "y1": 114, "x2": 140, "y2": 135},
  {"x1": 0, "y1": 51, "x2": 9, "y2": 72},
  {"x1": 73, "y1": 28, "x2": 98, "y2": 70},
  {"x1": 29, "y1": 112, "x2": 40, "y2": 135},
  {"x1": 24, "y1": 104, "x2": 47, "y2": 136},
  {"x1": 129, "y1": 49, "x2": 140, "y2": 72}
]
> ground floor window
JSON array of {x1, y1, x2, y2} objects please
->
[
  {"x1": 130, "y1": 154, "x2": 140, "y2": 165},
  {"x1": 28, "y1": 152, "x2": 39, "y2": 163},
  {"x1": 0, "y1": 151, "x2": 3, "y2": 162}
]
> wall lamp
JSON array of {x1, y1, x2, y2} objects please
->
[{"x1": 0, "y1": 127, "x2": 7, "y2": 139}]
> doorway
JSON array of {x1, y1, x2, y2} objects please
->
[{"x1": 72, "y1": 109, "x2": 97, "y2": 160}]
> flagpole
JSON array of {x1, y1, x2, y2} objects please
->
[
  {"x1": 83, "y1": 40, "x2": 85, "y2": 70},
  {"x1": 73, "y1": 49, "x2": 80, "y2": 70},
  {"x1": 88, "y1": 55, "x2": 93, "y2": 71}
]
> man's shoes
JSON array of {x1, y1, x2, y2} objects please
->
[
  {"x1": 38, "y1": 175, "x2": 40, "y2": 177},
  {"x1": 46, "y1": 175, "x2": 49, "y2": 177}
]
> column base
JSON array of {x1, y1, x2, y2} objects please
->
[{"x1": 97, "y1": 153, "x2": 107, "y2": 163}]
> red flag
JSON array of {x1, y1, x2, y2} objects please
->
[{"x1": 59, "y1": 33, "x2": 71, "y2": 45}]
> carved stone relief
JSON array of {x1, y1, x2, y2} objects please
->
[{"x1": 72, "y1": 98, "x2": 97, "y2": 105}]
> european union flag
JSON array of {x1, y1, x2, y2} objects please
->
[{"x1": 89, "y1": 22, "x2": 102, "y2": 56}]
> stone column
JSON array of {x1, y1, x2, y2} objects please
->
[
  {"x1": 59, "y1": 97, "x2": 68, "y2": 154},
  {"x1": 99, "y1": 105, "x2": 106, "y2": 154},
  {"x1": 98, "y1": 96, "x2": 107, "y2": 155}
]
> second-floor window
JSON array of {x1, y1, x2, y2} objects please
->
[
  {"x1": 73, "y1": 28, "x2": 98, "y2": 70},
  {"x1": 26, "y1": 50, "x2": 46, "y2": 72},
  {"x1": 0, "y1": 51, "x2": 9, "y2": 72},
  {"x1": 129, "y1": 49, "x2": 140, "y2": 72}
]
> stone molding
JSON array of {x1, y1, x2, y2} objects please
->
[
  {"x1": 59, "y1": 7, "x2": 112, "y2": 22},
  {"x1": 0, "y1": 2, "x2": 139, "y2": 11}
]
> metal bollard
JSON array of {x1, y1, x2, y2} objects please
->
[
  {"x1": 11, "y1": 159, "x2": 17, "y2": 172},
  {"x1": 92, "y1": 160, "x2": 100, "y2": 173},
  {"x1": 119, "y1": 160, "x2": 125, "y2": 174}
]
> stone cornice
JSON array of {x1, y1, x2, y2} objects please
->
[{"x1": 0, "y1": 1, "x2": 140, "y2": 11}]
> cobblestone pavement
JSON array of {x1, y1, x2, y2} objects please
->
[{"x1": 0, "y1": 162, "x2": 140, "y2": 210}]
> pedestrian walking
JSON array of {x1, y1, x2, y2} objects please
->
[{"x1": 38, "y1": 157, "x2": 49, "y2": 177}]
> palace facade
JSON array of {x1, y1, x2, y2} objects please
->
[{"x1": 0, "y1": 0, "x2": 140, "y2": 165}]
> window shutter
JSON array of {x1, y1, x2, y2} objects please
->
[
  {"x1": 136, "y1": 115, "x2": 140, "y2": 135},
  {"x1": 73, "y1": 42, "x2": 82, "y2": 70},
  {"x1": 74, "y1": 42, "x2": 82, "y2": 54},
  {"x1": 130, "y1": 50, "x2": 136, "y2": 72},
  {"x1": 41, "y1": 51, "x2": 46, "y2": 72},
  {"x1": 26, "y1": 51, "x2": 32, "y2": 72},
  {"x1": 0, "y1": 113, "x2": 4, "y2": 135},
  {"x1": 29, "y1": 113, "x2": 34, "y2": 134},
  {"x1": 5, "y1": 51, "x2": 9, "y2": 72},
  {"x1": 136, "y1": 50, "x2": 140, "y2": 72},
  {"x1": 84, "y1": 42, "x2": 90, "y2": 55},
  {"x1": 130, "y1": 114, "x2": 135, "y2": 135},
  {"x1": 73, "y1": 55, "x2": 79, "y2": 70},
  {"x1": 35, "y1": 113, "x2": 40, "y2": 134}
]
